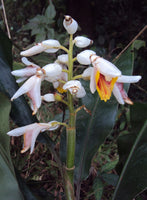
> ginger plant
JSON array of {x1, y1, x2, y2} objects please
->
[{"x1": 7, "y1": 15, "x2": 141, "y2": 199}]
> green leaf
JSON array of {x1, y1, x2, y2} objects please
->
[
  {"x1": 102, "y1": 173, "x2": 119, "y2": 187},
  {"x1": 112, "y1": 120, "x2": 147, "y2": 200},
  {"x1": 0, "y1": 93, "x2": 11, "y2": 153},
  {"x1": 35, "y1": 32, "x2": 46, "y2": 43},
  {"x1": 93, "y1": 177, "x2": 104, "y2": 200},
  {"x1": 130, "y1": 102, "x2": 147, "y2": 135},
  {"x1": 0, "y1": 93, "x2": 14, "y2": 173},
  {"x1": 116, "y1": 103, "x2": 147, "y2": 173},
  {"x1": 47, "y1": 28, "x2": 55, "y2": 39},
  {"x1": 0, "y1": 93, "x2": 23, "y2": 200},
  {"x1": 45, "y1": 0, "x2": 56, "y2": 19},
  {"x1": 101, "y1": 159, "x2": 118, "y2": 173},
  {"x1": 0, "y1": 154, "x2": 23, "y2": 200},
  {"x1": 0, "y1": 28, "x2": 12, "y2": 67},
  {"x1": 133, "y1": 40, "x2": 146, "y2": 50}
]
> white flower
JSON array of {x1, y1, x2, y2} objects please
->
[
  {"x1": 11, "y1": 75, "x2": 42, "y2": 115},
  {"x1": 90, "y1": 55, "x2": 121, "y2": 102},
  {"x1": 63, "y1": 15, "x2": 78, "y2": 34},
  {"x1": 57, "y1": 54, "x2": 68, "y2": 64},
  {"x1": 52, "y1": 65, "x2": 68, "y2": 93},
  {"x1": 11, "y1": 57, "x2": 40, "y2": 83},
  {"x1": 20, "y1": 39, "x2": 60, "y2": 57},
  {"x1": 42, "y1": 94, "x2": 55, "y2": 102},
  {"x1": 113, "y1": 75, "x2": 141, "y2": 104},
  {"x1": 7, "y1": 121, "x2": 59, "y2": 154},
  {"x1": 74, "y1": 36, "x2": 93, "y2": 48},
  {"x1": 77, "y1": 50, "x2": 96, "y2": 65},
  {"x1": 63, "y1": 80, "x2": 86, "y2": 98},
  {"x1": 42, "y1": 63, "x2": 62, "y2": 83}
]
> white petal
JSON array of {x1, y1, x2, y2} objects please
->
[
  {"x1": 90, "y1": 67, "x2": 96, "y2": 93},
  {"x1": 82, "y1": 67, "x2": 93, "y2": 78},
  {"x1": 74, "y1": 36, "x2": 93, "y2": 48},
  {"x1": 28, "y1": 76, "x2": 42, "y2": 114},
  {"x1": 57, "y1": 54, "x2": 68, "y2": 63},
  {"x1": 11, "y1": 67, "x2": 37, "y2": 77},
  {"x1": 117, "y1": 75, "x2": 142, "y2": 83},
  {"x1": 20, "y1": 44, "x2": 46, "y2": 56},
  {"x1": 7, "y1": 126, "x2": 26, "y2": 136},
  {"x1": 53, "y1": 81, "x2": 59, "y2": 88},
  {"x1": 21, "y1": 57, "x2": 40, "y2": 68},
  {"x1": 63, "y1": 15, "x2": 78, "y2": 34},
  {"x1": 43, "y1": 63, "x2": 62, "y2": 82},
  {"x1": 76, "y1": 86, "x2": 86, "y2": 98},
  {"x1": 112, "y1": 84, "x2": 124, "y2": 104},
  {"x1": 7, "y1": 123, "x2": 37, "y2": 136},
  {"x1": 11, "y1": 75, "x2": 37, "y2": 100},
  {"x1": 30, "y1": 128, "x2": 41, "y2": 154},
  {"x1": 91, "y1": 55, "x2": 121, "y2": 77},
  {"x1": 42, "y1": 94, "x2": 55, "y2": 102},
  {"x1": 16, "y1": 77, "x2": 28, "y2": 83},
  {"x1": 77, "y1": 50, "x2": 96, "y2": 65}
]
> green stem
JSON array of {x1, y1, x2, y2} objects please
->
[
  {"x1": 72, "y1": 74, "x2": 82, "y2": 80},
  {"x1": 59, "y1": 45, "x2": 69, "y2": 53},
  {"x1": 66, "y1": 34, "x2": 76, "y2": 183}
]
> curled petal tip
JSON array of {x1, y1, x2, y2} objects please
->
[
  {"x1": 124, "y1": 98, "x2": 134, "y2": 105},
  {"x1": 21, "y1": 147, "x2": 30, "y2": 154}
]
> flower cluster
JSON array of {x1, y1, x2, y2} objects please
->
[{"x1": 8, "y1": 15, "x2": 141, "y2": 153}]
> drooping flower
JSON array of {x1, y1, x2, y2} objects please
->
[
  {"x1": 7, "y1": 121, "x2": 59, "y2": 154},
  {"x1": 74, "y1": 36, "x2": 93, "y2": 48},
  {"x1": 112, "y1": 75, "x2": 141, "y2": 104},
  {"x1": 63, "y1": 80, "x2": 86, "y2": 98},
  {"x1": 20, "y1": 39, "x2": 61, "y2": 57},
  {"x1": 11, "y1": 57, "x2": 40, "y2": 83},
  {"x1": 90, "y1": 54, "x2": 121, "y2": 102},
  {"x1": 63, "y1": 15, "x2": 78, "y2": 34},
  {"x1": 77, "y1": 50, "x2": 96, "y2": 65},
  {"x1": 11, "y1": 75, "x2": 42, "y2": 115}
]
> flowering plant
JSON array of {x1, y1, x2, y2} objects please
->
[{"x1": 2, "y1": 15, "x2": 145, "y2": 199}]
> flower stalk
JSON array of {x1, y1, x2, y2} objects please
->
[{"x1": 66, "y1": 33, "x2": 76, "y2": 184}]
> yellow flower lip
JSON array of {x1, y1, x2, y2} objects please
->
[{"x1": 95, "y1": 71, "x2": 118, "y2": 102}]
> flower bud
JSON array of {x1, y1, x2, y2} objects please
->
[
  {"x1": 63, "y1": 15, "x2": 78, "y2": 34},
  {"x1": 57, "y1": 54, "x2": 68, "y2": 64},
  {"x1": 43, "y1": 63, "x2": 62, "y2": 82},
  {"x1": 48, "y1": 121, "x2": 60, "y2": 131},
  {"x1": 42, "y1": 94, "x2": 55, "y2": 102},
  {"x1": 74, "y1": 36, "x2": 93, "y2": 48},
  {"x1": 77, "y1": 50, "x2": 96, "y2": 65},
  {"x1": 42, "y1": 39, "x2": 60, "y2": 53},
  {"x1": 20, "y1": 40, "x2": 60, "y2": 56},
  {"x1": 63, "y1": 80, "x2": 86, "y2": 98}
]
